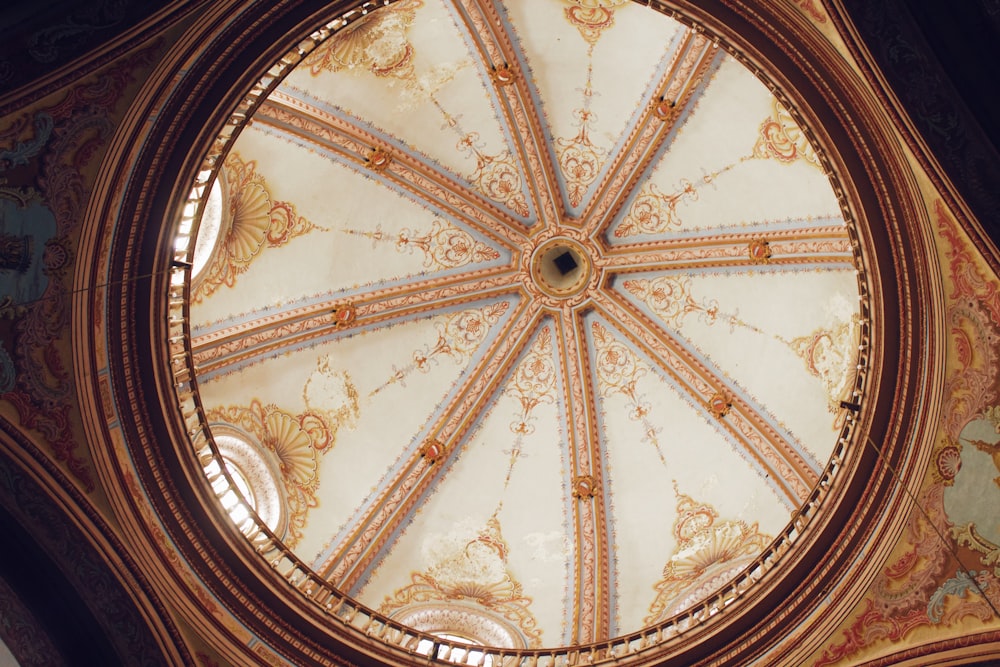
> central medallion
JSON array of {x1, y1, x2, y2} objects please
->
[{"x1": 530, "y1": 237, "x2": 593, "y2": 299}]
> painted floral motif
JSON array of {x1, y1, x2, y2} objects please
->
[
  {"x1": 627, "y1": 276, "x2": 860, "y2": 420},
  {"x1": 302, "y1": 356, "x2": 362, "y2": 430},
  {"x1": 926, "y1": 570, "x2": 990, "y2": 623},
  {"x1": 207, "y1": 397, "x2": 356, "y2": 547},
  {"x1": 457, "y1": 131, "x2": 529, "y2": 217},
  {"x1": 380, "y1": 516, "x2": 543, "y2": 647},
  {"x1": 614, "y1": 99, "x2": 821, "y2": 239},
  {"x1": 500, "y1": 327, "x2": 557, "y2": 491},
  {"x1": 194, "y1": 154, "x2": 322, "y2": 302},
  {"x1": 753, "y1": 99, "x2": 821, "y2": 169},
  {"x1": 0, "y1": 49, "x2": 159, "y2": 491},
  {"x1": 622, "y1": 275, "x2": 718, "y2": 330},
  {"x1": 507, "y1": 327, "x2": 557, "y2": 435},
  {"x1": 302, "y1": 0, "x2": 422, "y2": 79},
  {"x1": 561, "y1": 0, "x2": 628, "y2": 46},
  {"x1": 614, "y1": 181, "x2": 698, "y2": 237},
  {"x1": 591, "y1": 321, "x2": 667, "y2": 464},
  {"x1": 307, "y1": 2, "x2": 529, "y2": 218},
  {"x1": 342, "y1": 217, "x2": 499, "y2": 270},
  {"x1": 790, "y1": 315, "x2": 860, "y2": 413},
  {"x1": 554, "y1": 1, "x2": 627, "y2": 209},
  {"x1": 371, "y1": 302, "x2": 509, "y2": 396},
  {"x1": 556, "y1": 74, "x2": 607, "y2": 209},
  {"x1": 814, "y1": 486, "x2": 998, "y2": 667},
  {"x1": 644, "y1": 485, "x2": 771, "y2": 624},
  {"x1": 816, "y1": 201, "x2": 1000, "y2": 665}
]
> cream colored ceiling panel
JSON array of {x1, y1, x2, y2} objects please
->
[
  {"x1": 280, "y1": 0, "x2": 532, "y2": 220},
  {"x1": 190, "y1": 126, "x2": 510, "y2": 329},
  {"x1": 353, "y1": 323, "x2": 570, "y2": 647},
  {"x1": 501, "y1": 0, "x2": 682, "y2": 213},
  {"x1": 614, "y1": 268, "x2": 860, "y2": 462},
  {"x1": 585, "y1": 313, "x2": 791, "y2": 634},
  {"x1": 607, "y1": 56, "x2": 840, "y2": 241}
]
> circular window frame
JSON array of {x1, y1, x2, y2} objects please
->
[{"x1": 204, "y1": 427, "x2": 289, "y2": 539}]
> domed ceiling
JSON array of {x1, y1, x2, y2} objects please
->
[{"x1": 184, "y1": 0, "x2": 867, "y2": 649}]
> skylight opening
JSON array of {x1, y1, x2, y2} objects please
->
[
  {"x1": 191, "y1": 177, "x2": 225, "y2": 278},
  {"x1": 414, "y1": 634, "x2": 493, "y2": 666}
]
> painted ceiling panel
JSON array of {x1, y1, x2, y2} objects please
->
[
  {"x1": 280, "y1": 0, "x2": 533, "y2": 221},
  {"x1": 501, "y1": 0, "x2": 682, "y2": 213},
  {"x1": 190, "y1": 126, "x2": 511, "y2": 331},
  {"x1": 355, "y1": 323, "x2": 570, "y2": 646},
  {"x1": 586, "y1": 312, "x2": 791, "y2": 634},
  {"x1": 606, "y1": 55, "x2": 841, "y2": 241},
  {"x1": 613, "y1": 268, "x2": 859, "y2": 462}
]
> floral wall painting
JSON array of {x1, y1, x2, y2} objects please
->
[
  {"x1": 0, "y1": 188, "x2": 59, "y2": 394},
  {"x1": 379, "y1": 515, "x2": 543, "y2": 648},
  {"x1": 644, "y1": 483, "x2": 771, "y2": 625}
]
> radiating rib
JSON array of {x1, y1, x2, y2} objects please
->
[
  {"x1": 191, "y1": 266, "x2": 521, "y2": 378},
  {"x1": 557, "y1": 308, "x2": 612, "y2": 643},
  {"x1": 315, "y1": 303, "x2": 545, "y2": 588},
  {"x1": 258, "y1": 91, "x2": 530, "y2": 247},
  {"x1": 580, "y1": 32, "x2": 721, "y2": 234},
  {"x1": 602, "y1": 224, "x2": 853, "y2": 273},
  {"x1": 593, "y1": 291, "x2": 818, "y2": 507},
  {"x1": 452, "y1": 0, "x2": 564, "y2": 227}
]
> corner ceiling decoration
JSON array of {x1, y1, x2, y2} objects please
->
[{"x1": 183, "y1": 0, "x2": 867, "y2": 649}]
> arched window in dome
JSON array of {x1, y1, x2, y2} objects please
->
[
  {"x1": 414, "y1": 633, "x2": 493, "y2": 666},
  {"x1": 201, "y1": 431, "x2": 287, "y2": 538},
  {"x1": 205, "y1": 456, "x2": 255, "y2": 527},
  {"x1": 392, "y1": 604, "x2": 526, "y2": 658},
  {"x1": 190, "y1": 175, "x2": 225, "y2": 281}
]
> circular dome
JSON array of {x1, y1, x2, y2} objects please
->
[
  {"x1": 153, "y1": 0, "x2": 894, "y2": 661},
  {"x1": 181, "y1": 0, "x2": 869, "y2": 647}
]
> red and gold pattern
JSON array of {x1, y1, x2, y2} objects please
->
[
  {"x1": 747, "y1": 238, "x2": 772, "y2": 264},
  {"x1": 343, "y1": 217, "x2": 500, "y2": 271},
  {"x1": 708, "y1": 392, "x2": 731, "y2": 419},
  {"x1": 814, "y1": 201, "x2": 1000, "y2": 664},
  {"x1": 753, "y1": 99, "x2": 821, "y2": 168}
]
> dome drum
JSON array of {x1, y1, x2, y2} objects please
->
[{"x1": 80, "y1": 1, "x2": 942, "y2": 665}]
